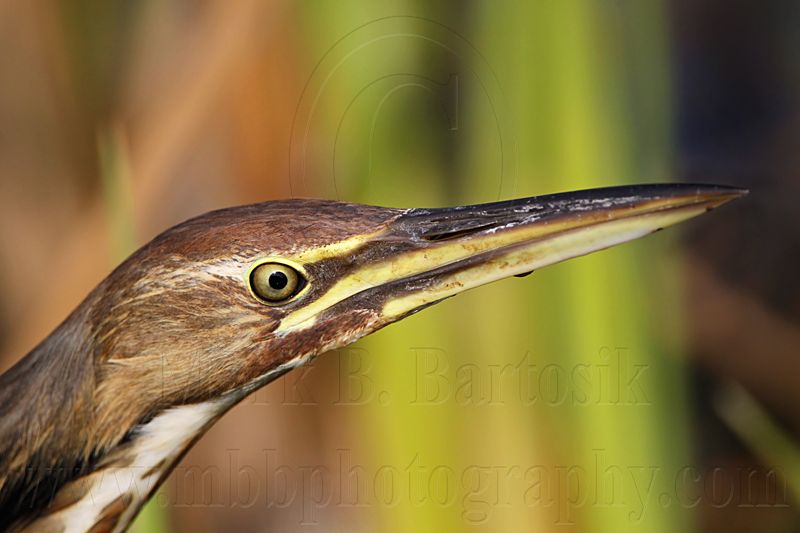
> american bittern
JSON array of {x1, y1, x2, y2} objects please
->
[{"x1": 0, "y1": 184, "x2": 744, "y2": 531}]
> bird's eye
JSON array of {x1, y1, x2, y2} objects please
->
[{"x1": 250, "y1": 262, "x2": 304, "y2": 304}]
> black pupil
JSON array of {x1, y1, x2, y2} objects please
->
[{"x1": 268, "y1": 271, "x2": 289, "y2": 290}]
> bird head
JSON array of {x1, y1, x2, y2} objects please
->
[{"x1": 91, "y1": 184, "x2": 744, "y2": 416}]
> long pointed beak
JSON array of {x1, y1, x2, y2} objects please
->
[
  {"x1": 277, "y1": 183, "x2": 745, "y2": 332},
  {"x1": 379, "y1": 183, "x2": 746, "y2": 319}
]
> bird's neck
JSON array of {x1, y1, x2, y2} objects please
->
[
  {"x1": 0, "y1": 306, "x2": 98, "y2": 530},
  {"x1": 0, "y1": 301, "x2": 231, "y2": 532},
  {"x1": 19, "y1": 400, "x2": 227, "y2": 532}
]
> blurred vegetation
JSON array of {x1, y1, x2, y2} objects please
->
[
  {"x1": 0, "y1": 1, "x2": 797, "y2": 533},
  {"x1": 298, "y1": 3, "x2": 689, "y2": 532}
]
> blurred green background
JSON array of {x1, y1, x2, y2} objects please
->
[{"x1": 0, "y1": 1, "x2": 797, "y2": 532}]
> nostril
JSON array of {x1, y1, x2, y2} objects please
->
[
  {"x1": 396, "y1": 201, "x2": 549, "y2": 243},
  {"x1": 421, "y1": 221, "x2": 509, "y2": 242}
]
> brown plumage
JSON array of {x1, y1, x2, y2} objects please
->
[
  {"x1": 0, "y1": 185, "x2": 744, "y2": 532},
  {"x1": 0, "y1": 199, "x2": 397, "y2": 530}
]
